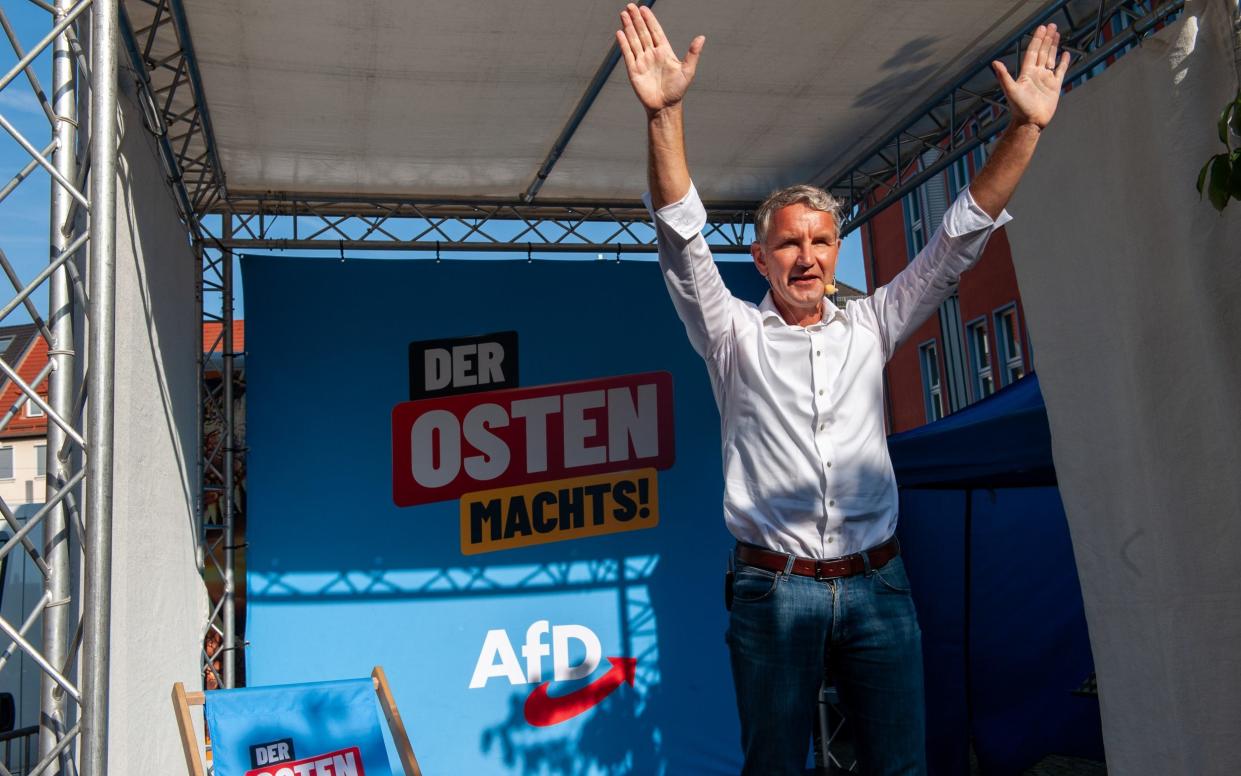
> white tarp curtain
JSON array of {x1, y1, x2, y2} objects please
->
[
  {"x1": 181, "y1": 0, "x2": 1043, "y2": 201},
  {"x1": 1004, "y1": 1, "x2": 1241, "y2": 771},
  {"x1": 110, "y1": 75, "x2": 207, "y2": 773}
]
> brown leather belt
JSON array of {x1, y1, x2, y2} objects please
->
[{"x1": 736, "y1": 536, "x2": 900, "y2": 580}]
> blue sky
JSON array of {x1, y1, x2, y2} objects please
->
[
  {"x1": 1, "y1": 0, "x2": 58, "y2": 325},
  {"x1": 1, "y1": 6, "x2": 867, "y2": 324}
]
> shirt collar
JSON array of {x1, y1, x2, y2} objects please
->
[{"x1": 759, "y1": 292, "x2": 847, "y2": 329}]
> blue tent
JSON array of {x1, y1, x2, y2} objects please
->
[
  {"x1": 887, "y1": 375, "x2": 1103, "y2": 775},
  {"x1": 890, "y1": 371, "x2": 1055, "y2": 489}
]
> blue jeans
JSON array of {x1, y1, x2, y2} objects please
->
[{"x1": 725, "y1": 551, "x2": 927, "y2": 775}]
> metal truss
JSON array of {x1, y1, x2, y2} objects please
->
[
  {"x1": 0, "y1": 0, "x2": 119, "y2": 774},
  {"x1": 825, "y1": 0, "x2": 1187, "y2": 234},
  {"x1": 117, "y1": 0, "x2": 225, "y2": 228},
  {"x1": 196, "y1": 216, "x2": 239, "y2": 694},
  {"x1": 214, "y1": 196, "x2": 756, "y2": 255},
  {"x1": 815, "y1": 684, "x2": 859, "y2": 773}
]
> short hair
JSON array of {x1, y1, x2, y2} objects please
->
[{"x1": 753, "y1": 184, "x2": 844, "y2": 244}]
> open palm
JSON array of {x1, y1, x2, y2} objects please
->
[
  {"x1": 616, "y1": 4, "x2": 705, "y2": 114},
  {"x1": 994, "y1": 23, "x2": 1070, "y2": 129}
]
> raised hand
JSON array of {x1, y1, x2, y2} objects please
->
[
  {"x1": 616, "y1": 4, "x2": 705, "y2": 115},
  {"x1": 992, "y1": 23, "x2": 1070, "y2": 130}
]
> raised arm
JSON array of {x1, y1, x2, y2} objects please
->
[
  {"x1": 970, "y1": 23, "x2": 1070, "y2": 218},
  {"x1": 616, "y1": 4, "x2": 705, "y2": 208},
  {"x1": 617, "y1": 5, "x2": 736, "y2": 362},
  {"x1": 861, "y1": 27, "x2": 1071, "y2": 360}
]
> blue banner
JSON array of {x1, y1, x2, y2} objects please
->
[
  {"x1": 206, "y1": 678, "x2": 391, "y2": 776},
  {"x1": 243, "y1": 256, "x2": 769, "y2": 774}
]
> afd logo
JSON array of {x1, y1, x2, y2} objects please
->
[{"x1": 469, "y1": 621, "x2": 636, "y2": 727}]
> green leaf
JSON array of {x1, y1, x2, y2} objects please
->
[
  {"x1": 1221, "y1": 98, "x2": 1234, "y2": 145},
  {"x1": 1230, "y1": 151, "x2": 1241, "y2": 200},
  {"x1": 1207, "y1": 154, "x2": 1231, "y2": 211},
  {"x1": 1197, "y1": 155, "x2": 1215, "y2": 195},
  {"x1": 1232, "y1": 91, "x2": 1241, "y2": 138}
]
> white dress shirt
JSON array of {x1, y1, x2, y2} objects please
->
[{"x1": 646, "y1": 183, "x2": 1012, "y2": 560}]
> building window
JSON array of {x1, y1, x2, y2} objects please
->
[
  {"x1": 35, "y1": 444, "x2": 46, "y2": 478},
  {"x1": 903, "y1": 189, "x2": 927, "y2": 260},
  {"x1": 0, "y1": 447, "x2": 12, "y2": 480},
  {"x1": 905, "y1": 149, "x2": 953, "y2": 261},
  {"x1": 25, "y1": 397, "x2": 44, "y2": 417},
  {"x1": 972, "y1": 139, "x2": 987, "y2": 173},
  {"x1": 919, "y1": 340, "x2": 944, "y2": 422},
  {"x1": 0, "y1": 336, "x2": 12, "y2": 352},
  {"x1": 995, "y1": 305, "x2": 1026, "y2": 385},
  {"x1": 949, "y1": 154, "x2": 971, "y2": 195},
  {"x1": 948, "y1": 121, "x2": 985, "y2": 196},
  {"x1": 967, "y1": 319, "x2": 995, "y2": 400}
]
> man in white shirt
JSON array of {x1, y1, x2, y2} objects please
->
[{"x1": 616, "y1": 4, "x2": 1069, "y2": 774}]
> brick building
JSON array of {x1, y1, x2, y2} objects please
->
[
  {"x1": 0, "y1": 325, "x2": 51, "y2": 510},
  {"x1": 860, "y1": 135, "x2": 1033, "y2": 434},
  {"x1": 858, "y1": 12, "x2": 1166, "y2": 434}
]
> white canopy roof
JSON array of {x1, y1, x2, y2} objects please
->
[{"x1": 183, "y1": 0, "x2": 1045, "y2": 203}]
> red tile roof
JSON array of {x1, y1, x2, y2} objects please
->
[
  {"x1": 0, "y1": 321, "x2": 245, "y2": 439},
  {"x1": 0, "y1": 328, "x2": 48, "y2": 440},
  {"x1": 202, "y1": 320, "x2": 246, "y2": 352}
]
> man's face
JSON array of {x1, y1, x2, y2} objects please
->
[{"x1": 751, "y1": 203, "x2": 841, "y2": 326}]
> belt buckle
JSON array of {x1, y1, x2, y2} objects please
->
[{"x1": 814, "y1": 561, "x2": 827, "y2": 581}]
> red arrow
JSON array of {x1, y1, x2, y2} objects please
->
[{"x1": 523, "y1": 657, "x2": 637, "y2": 727}]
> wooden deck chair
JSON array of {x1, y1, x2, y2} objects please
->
[{"x1": 172, "y1": 666, "x2": 422, "y2": 776}]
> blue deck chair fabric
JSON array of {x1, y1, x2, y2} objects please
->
[{"x1": 205, "y1": 677, "x2": 393, "y2": 776}]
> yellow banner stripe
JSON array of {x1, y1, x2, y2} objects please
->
[{"x1": 460, "y1": 468, "x2": 660, "y2": 555}]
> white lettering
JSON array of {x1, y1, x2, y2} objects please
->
[
  {"x1": 470, "y1": 629, "x2": 526, "y2": 688},
  {"x1": 332, "y1": 751, "x2": 359, "y2": 776},
  {"x1": 276, "y1": 743, "x2": 290, "y2": 762},
  {"x1": 471, "y1": 622, "x2": 605, "y2": 689},
  {"x1": 510, "y1": 396, "x2": 560, "y2": 473},
  {"x1": 410, "y1": 410, "x2": 460, "y2": 488},
  {"x1": 552, "y1": 624, "x2": 602, "y2": 682},
  {"x1": 463, "y1": 404, "x2": 510, "y2": 481},
  {"x1": 292, "y1": 764, "x2": 314, "y2": 776},
  {"x1": 313, "y1": 760, "x2": 333, "y2": 776},
  {"x1": 477, "y1": 341, "x2": 505, "y2": 385},
  {"x1": 522, "y1": 620, "x2": 551, "y2": 683},
  {"x1": 563, "y1": 391, "x2": 606, "y2": 468},
  {"x1": 452, "y1": 344, "x2": 478, "y2": 387},
  {"x1": 607, "y1": 384, "x2": 659, "y2": 461},
  {"x1": 408, "y1": 379, "x2": 667, "y2": 492},
  {"x1": 424, "y1": 349, "x2": 451, "y2": 391}
]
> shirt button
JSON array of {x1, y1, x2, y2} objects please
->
[
  {"x1": 819, "y1": 424, "x2": 825, "y2": 431},
  {"x1": 829, "y1": 500, "x2": 836, "y2": 507},
  {"x1": 826, "y1": 461, "x2": 832, "y2": 467},
  {"x1": 816, "y1": 350, "x2": 821, "y2": 356},
  {"x1": 818, "y1": 389, "x2": 824, "y2": 396},
  {"x1": 828, "y1": 537, "x2": 834, "y2": 544}
]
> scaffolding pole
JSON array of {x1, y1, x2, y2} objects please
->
[
  {"x1": 221, "y1": 214, "x2": 236, "y2": 689},
  {"x1": 40, "y1": 0, "x2": 80, "y2": 773},
  {"x1": 0, "y1": 0, "x2": 104, "y2": 772},
  {"x1": 81, "y1": 1, "x2": 119, "y2": 775}
]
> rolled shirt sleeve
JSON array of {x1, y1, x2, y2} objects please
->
[
  {"x1": 862, "y1": 186, "x2": 1013, "y2": 361},
  {"x1": 644, "y1": 184, "x2": 738, "y2": 361}
]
